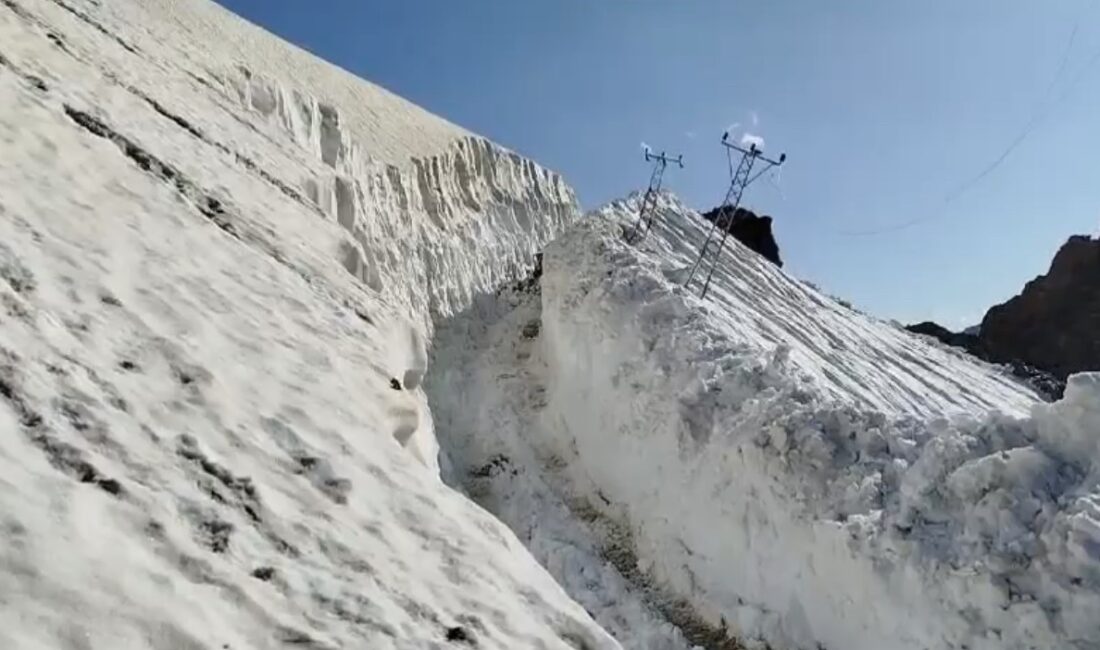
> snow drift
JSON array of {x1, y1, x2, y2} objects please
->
[
  {"x1": 43, "y1": 0, "x2": 579, "y2": 331},
  {"x1": 430, "y1": 192, "x2": 1100, "y2": 650},
  {"x1": 537, "y1": 195, "x2": 1100, "y2": 649}
]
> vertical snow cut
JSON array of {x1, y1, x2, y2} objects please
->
[
  {"x1": 0, "y1": 0, "x2": 615, "y2": 648},
  {"x1": 532, "y1": 194, "x2": 1100, "y2": 649}
]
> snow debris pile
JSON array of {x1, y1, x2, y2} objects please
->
[
  {"x1": 0, "y1": 0, "x2": 614, "y2": 648},
  {"x1": 533, "y1": 194, "x2": 1100, "y2": 649}
]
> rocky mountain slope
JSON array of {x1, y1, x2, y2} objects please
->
[
  {"x1": 905, "y1": 235, "x2": 1100, "y2": 400},
  {"x1": 699, "y1": 206, "x2": 783, "y2": 268},
  {"x1": 981, "y1": 235, "x2": 1100, "y2": 379}
]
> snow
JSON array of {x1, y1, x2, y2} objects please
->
[
  {"x1": 535, "y1": 194, "x2": 1100, "y2": 649},
  {"x1": 104, "y1": 0, "x2": 471, "y2": 167},
  {"x1": 429, "y1": 280, "x2": 703, "y2": 650},
  {"x1": 429, "y1": 191, "x2": 1100, "y2": 650},
  {"x1": 0, "y1": 0, "x2": 614, "y2": 648},
  {"x1": 586, "y1": 195, "x2": 1039, "y2": 420},
  {"x1": 739, "y1": 133, "x2": 765, "y2": 150},
  {"x1": 7, "y1": 0, "x2": 1100, "y2": 648}
]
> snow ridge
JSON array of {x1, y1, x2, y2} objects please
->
[
  {"x1": 535, "y1": 195, "x2": 1100, "y2": 649},
  {"x1": 428, "y1": 190, "x2": 1100, "y2": 650},
  {"x1": 225, "y1": 65, "x2": 578, "y2": 330}
]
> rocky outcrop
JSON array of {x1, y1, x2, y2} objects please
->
[
  {"x1": 905, "y1": 322, "x2": 1065, "y2": 401},
  {"x1": 907, "y1": 321, "x2": 974, "y2": 349},
  {"x1": 700, "y1": 206, "x2": 783, "y2": 267},
  {"x1": 980, "y1": 235, "x2": 1100, "y2": 380}
]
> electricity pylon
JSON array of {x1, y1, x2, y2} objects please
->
[
  {"x1": 685, "y1": 132, "x2": 785, "y2": 299},
  {"x1": 627, "y1": 149, "x2": 683, "y2": 243}
]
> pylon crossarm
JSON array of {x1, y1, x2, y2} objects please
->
[{"x1": 721, "y1": 140, "x2": 785, "y2": 167}]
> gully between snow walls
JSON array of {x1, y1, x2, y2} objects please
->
[
  {"x1": 203, "y1": 66, "x2": 580, "y2": 476},
  {"x1": 427, "y1": 206, "x2": 1100, "y2": 650}
]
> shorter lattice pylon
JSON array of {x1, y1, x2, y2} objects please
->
[{"x1": 626, "y1": 149, "x2": 683, "y2": 243}]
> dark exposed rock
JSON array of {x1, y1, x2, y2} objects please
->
[
  {"x1": 980, "y1": 235, "x2": 1100, "y2": 381},
  {"x1": 700, "y1": 206, "x2": 783, "y2": 267},
  {"x1": 907, "y1": 321, "x2": 975, "y2": 350},
  {"x1": 445, "y1": 626, "x2": 475, "y2": 645},
  {"x1": 904, "y1": 321, "x2": 1065, "y2": 401}
]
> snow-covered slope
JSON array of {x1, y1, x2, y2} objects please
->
[
  {"x1": 0, "y1": 0, "x2": 615, "y2": 648},
  {"x1": 592, "y1": 197, "x2": 1039, "y2": 419},
  {"x1": 9, "y1": 0, "x2": 1099, "y2": 647},
  {"x1": 429, "y1": 193, "x2": 1100, "y2": 650},
  {"x1": 7, "y1": 0, "x2": 577, "y2": 331}
]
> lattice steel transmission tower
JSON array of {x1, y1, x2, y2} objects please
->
[
  {"x1": 626, "y1": 149, "x2": 683, "y2": 243},
  {"x1": 685, "y1": 132, "x2": 785, "y2": 298}
]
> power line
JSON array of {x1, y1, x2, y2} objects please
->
[
  {"x1": 942, "y1": 21, "x2": 1085, "y2": 204},
  {"x1": 839, "y1": 14, "x2": 1099, "y2": 237}
]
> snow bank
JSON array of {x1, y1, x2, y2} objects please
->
[
  {"x1": 220, "y1": 63, "x2": 577, "y2": 327},
  {"x1": 586, "y1": 194, "x2": 1039, "y2": 419},
  {"x1": 534, "y1": 196, "x2": 1100, "y2": 649},
  {"x1": 0, "y1": 0, "x2": 614, "y2": 647},
  {"x1": 100, "y1": 0, "x2": 472, "y2": 166},
  {"x1": 428, "y1": 275, "x2": 704, "y2": 649},
  {"x1": 30, "y1": 0, "x2": 578, "y2": 332}
]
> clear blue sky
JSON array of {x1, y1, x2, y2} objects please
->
[{"x1": 214, "y1": 0, "x2": 1100, "y2": 327}]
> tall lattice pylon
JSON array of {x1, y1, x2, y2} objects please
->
[
  {"x1": 626, "y1": 149, "x2": 683, "y2": 243},
  {"x1": 685, "y1": 132, "x2": 785, "y2": 298}
]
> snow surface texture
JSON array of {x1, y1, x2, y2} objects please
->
[
  {"x1": 430, "y1": 277, "x2": 705, "y2": 650},
  {"x1": 8, "y1": 0, "x2": 1100, "y2": 647},
  {"x1": 15, "y1": 0, "x2": 578, "y2": 332},
  {"x1": 0, "y1": 0, "x2": 615, "y2": 648},
  {"x1": 430, "y1": 191, "x2": 1100, "y2": 650},
  {"x1": 596, "y1": 198, "x2": 1040, "y2": 419},
  {"x1": 540, "y1": 195, "x2": 1100, "y2": 649}
]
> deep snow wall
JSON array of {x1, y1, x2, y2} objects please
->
[
  {"x1": 536, "y1": 213, "x2": 1100, "y2": 650},
  {"x1": 0, "y1": 0, "x2": 619, "y2": 648},
  {"x1": 228, "y1": 67, "x2": 577, "y2": 329},
  {"x1": 64, "y1": 0, "x2": 580, "y2": 332}
]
